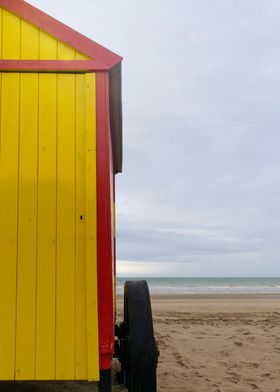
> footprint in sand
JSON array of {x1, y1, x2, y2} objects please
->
[
  {"x1": 246, "y1": 362, "x2": 259, "y2": 369},
  {"x1": 157, "y1": 339, "x2": 168, "y2": 349},
  {"x1": 177, "y1": 359, "x2": 185, "y2": 368},
  {"x1": 249, "y1": 383, "x2": 260, "y2": 390},
  {"x1": 226, "y1": 371, "x2": 239, "y2": 384},
  {"x1": 172, "y1": 350, "x2": 188, "y2": 369}
]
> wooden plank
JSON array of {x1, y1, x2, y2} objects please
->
[
  {"x1": 35, "y1": 74, "x2": 57, "y2": 380},
  {"x1": 15, "y1": 74, "x2": 38, "y2": 380},
  {"x1": 0, "y1": 73, "x2": 20, "y2": 380},
  {"x1": 75, "y1": 50, "x2": 89, "y2": 60},
  {"x1": 56, "y1": 74, "x2": 76, "y2": 379},
  {"x1": 0, "y1": 8, "x2": 2, "y2": 58},
  {"x1": 75, "y1": 74, "x2": 87, "y2": 380},
  {"x1": 35, "y1": 28, "x2": 58, "y2": 380},
  {"x1": 56, "y1": 31, "x2": 76, "y2": 381},
  {"x1": 58, "y1": 41, "x2": 76, "y2": 60},
  {"x1": 85, "y1": 73, "x2": 99, "y2": 381},
  {"x1": 21, "y1": 19, "x2": 39, "y2": 60},
  {"x1": 0, "y1": 59, "x2": 108, "y2": 72},
  {"x1": 39, "y1": 30, "x2": 58, "y2": 60},
  {"x1": 2, "y1": 9, "x2": 20, "y2": 59}
]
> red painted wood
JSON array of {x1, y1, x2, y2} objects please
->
[
  {"x1": 0, "y1": 0, "x2": 122, "y2": 70},
  {"x1": 107, "y1": 126, "x2": 117, "y2": 319},
  {"x1": 0, "y1": 59, "x2": 109, "y2": 72},
  {"x1": 96, "y1": 72, "x2": 114, "y2": 370}
]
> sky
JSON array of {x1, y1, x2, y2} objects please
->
[{"x1": 29, "y1": 0, "x2": 280, "y2": 277}]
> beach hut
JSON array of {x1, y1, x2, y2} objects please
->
[{"x1": 0, "y1": 0, "x2": 157, "y2": 391}]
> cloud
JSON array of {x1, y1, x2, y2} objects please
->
[{"x1": 117, "y1": 222, "x2": 262, "y2": 262}]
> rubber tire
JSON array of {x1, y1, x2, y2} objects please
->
[{"x1": 124, "y1": 280, "x2": 157, "y2": 392}]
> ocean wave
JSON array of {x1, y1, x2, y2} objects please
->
[{"x1": 116, "y1": 277, "x2": 280, "y2": 295}]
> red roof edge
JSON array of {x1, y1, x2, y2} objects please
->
[
  {"x1": 0, "y1": 0, "x2": 122, "y2": 70},
  {"x1": 0, "y1": 59, "x2": 113, "y2": 71}
]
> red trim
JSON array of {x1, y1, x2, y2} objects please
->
[
  {"x1": 0, "y1": 60, "x2": 110, "y2": 72},
  {"x1": 0, "y1": 0, "x2": 122, "y2": 70},
  {"x1": 96, "y1": 72, "x2": 114, "y2": 370}
]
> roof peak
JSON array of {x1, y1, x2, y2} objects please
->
[{"x1": 0, "y1": 0, "x2": 122, "y2": 70}]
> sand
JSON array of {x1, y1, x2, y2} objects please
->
[
  {"x1": 0, "y1": 294, "x2": 279, "y2": 391},
  {"x1": 151, "y1": 294, "x2": 280, "y2": 392}
]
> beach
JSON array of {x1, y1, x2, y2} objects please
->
[
  {"x1": 149, "y1": 294, "x2": 280, "y2": 392},
  {"x1": 0, "y1": 294, "x2": 279, "y2": 391}
]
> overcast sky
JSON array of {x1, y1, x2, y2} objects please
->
[{"x1": 29, "y1": 0, "x2": 280, "y2": 277}]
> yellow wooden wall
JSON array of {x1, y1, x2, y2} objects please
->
[
  {"x1": 0, "y1": 7, "x2": 99, "y2": 382},
  {"x1": 0, "y1": 70, "x2": 99, "y2": 381},
  {"x1": 0, "y1": 7, "x2": 89, "y2": 60}
]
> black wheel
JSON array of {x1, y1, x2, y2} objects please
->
[
  {"x1": 119, "y1": 280, "x2": 158, "y2": 392},
  {"x1": 98, "y1": 369, "x2": 112, "y2": 392}
]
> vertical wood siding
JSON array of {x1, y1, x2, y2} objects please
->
[
  {"x1": 0, "y1": 72, "x2": 99, "y2": 381},
  {"x1": 0, "y1": 7, "x2": 89, "y2": 60}
]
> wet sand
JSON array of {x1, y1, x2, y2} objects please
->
[{"x1": 0, "y1": 294, "x2": 279, "y2": 391}]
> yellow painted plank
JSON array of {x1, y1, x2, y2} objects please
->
[
  {"x1": 75, "y1": 75, "x2": 87, "y2": 380},
  {"x1": 56, "y1": 74, "x2": 76, "y2": 379},
  {"x1": 85, "y1": 73, "x2": 99, "y2": 381},
  {"x1": 58, "y1": 41, "x2": 76, "y2": 60},
  {"x1": 0, "y1": 73, "x2": 20, "y2": 380},
  {"x1": 35, "y1": 74, "x2": 57, "y2": 380},
  {"x1": 15, "y1": 74, "x2": 38, "y2": 380},
  {"x1": 39, "y1": 30, "x2": 58, "y2": 60},
  {"x1": 58, "y1": 39, "x2": 88, "y2": 60},
  {"x1": 2, "y1": 9, "x2": 20, "y2": 59},
  {"x1": 21, "y1": 20, "x2": 39, "y2": 60},
  {"x1": 35, "y1": 27, "x2": 58, "y2": 381},
  {"x1": 0, "y1": 8, "x2": 2, "y2": 57},
  {"x1": 76, "y1": 51, "x2": 90, "y2": 60}
]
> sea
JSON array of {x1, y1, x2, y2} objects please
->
[{"x1": 116, "y1": 277, "x2": 280, "y2": 295}]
